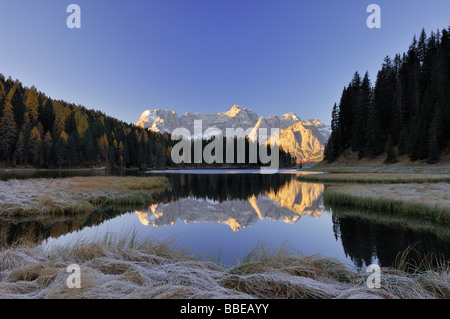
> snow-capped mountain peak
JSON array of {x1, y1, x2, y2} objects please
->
[{"x1": 136, "y1": 105, "x2": 330, "y2": 162}]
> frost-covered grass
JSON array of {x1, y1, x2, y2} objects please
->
[
  {"x1": 0, "y1": 238, "x2": 448, "y2": 299},
  {"x1": 323, "y1": 183, "x2": 450, "y2": 223},
  {"x1": 300, "y1": 166, "x2": 450, "y2": 174},
  {"x1": 298, "y1": 173, "x2": 450, "y2": 184},
  {"x1": 0, "y1": 176, "x2": 169, "y2": 216},
  {"x1": 296, "y1": 172, "x2": 450, "y2": 223}
]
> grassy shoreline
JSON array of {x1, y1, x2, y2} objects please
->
[
  {"x1": 298, "y1": 172, "x2": 450, "y2": 184},
  {"x1": 0, "y1": 176, "x2": 169, "y2": 216},
  {"x1": 297, "y1": 169, "x2": 450, "y2": 224},
  {"x1": 0, "y1": 166, "x2": 108, "y2": 172},
  {"x1": 323, "y1": 184, "x2": 450, "y2": 223},
  {"x1": 0, "y1": 239, "x2": 448, "y2": 299},
  {"x1": 300, "y1": 165, "x2": 450, "y2": 174}
]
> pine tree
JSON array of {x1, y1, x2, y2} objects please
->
[
  {"x1": 337, "y1": 87, "x2": 353, "y2": 150},
  {"x1": 55, "y1": 131, "x2": 69, "y2": 169},
  {"x1": 83, "y1": 128, "x2": 96, "y2": 163},
  {"x1": 15, "y1": 131, "x2": 26, "y2": 165},
  {"x1": 42, "y1": 100, "x2": 55, "y2": 133},
  {"x1": 0, "y1": 81, "x2": 5, "y2": 119},
  {"x1": 29, "y1": 126, "x2": 42, "y2": 164},
  {"x1": 44, "y1": 131, "x2": 53, "y2": 166},
  {"x1": 137, "y1": 144, "x2": 145, "y2": 169},
  {"x1": 118, "y1": 141, "x2": 124, "y2": 168},
  {"x1": 384, "y1": 135, "x2": 398, "y2": 164},
  {"x1": 0, "y1": 100, "x2": 17, "y2": 163},
  {"x1": 397, "y1": 127, "x2": 408, "y2": 155},
  {"x1": 417, "y1": 28, "x2": 427, "y2": 64},
  {"x1": 24, "y1": 87, "x2": 40, "y2": 126},
  {"x1": 67, "y1": 134, "x2": 78, "y2": 166},
  {"x1": 75, "y1": 112, "x2": 89, "y2": 139},
  {"x1": 8, "y1": 85, "x2": 26, "y2": 131},
  {"x1": 108, "y1": 146, "x2": 115, "y2": 168},
  {"x1": 365, "y1": 104, "x2": 382, "y2": 158},
  {"x1": 427, "y1": 108, "x2": 441, "y2": 163},
  {"x1": 98, "y1": 133, "x2": 109, "y2": 163},
  {"x1": 353, "y1": 72, "x2": 371, "y2": 157},
  {"x1": 123, "y1": 139, "x2": 130, "y2": 168},
  {"x1": 325, "y1": 103, "x2": 341, "y2": 162}
]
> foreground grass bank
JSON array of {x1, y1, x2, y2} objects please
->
[
  {"x1": 0, "y1": 176, "x2": 169, "y2": 216},
  {"x1": 0, "y1": 239, "x2": 448, "y2": 299}
]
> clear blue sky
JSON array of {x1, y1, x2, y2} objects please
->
[{"x1": 0, "y1": 0, "x2": 449, "y2": 125}]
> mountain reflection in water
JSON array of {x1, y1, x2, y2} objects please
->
[
  {"x1": 1, "y1": 171, "x2": 448, "y2": 268},
  {"x1": 135, "y1": 177, "x2": 324, "y2": 231}
]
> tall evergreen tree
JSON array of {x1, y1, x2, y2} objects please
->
[
  {"x1": 15, "y1": 131, "x2": 26, "y2": 165},
  {"x1": 352, "y1": 72, "x2": 371, "y2": 157},
  {"x1": 44, "y1": 131, "x2": 53, "y2": 166},
  {"x1": 8, "y1": 88, "x2": 25, "y2": 132},
  {"x1": 325, "y1": 103, "x2": 341, "y2": 162},
  {"x1": 0, "y1": 81, "x2": 5, "y2": 118},
  {"x1": 0, "y1": 100, "x2": 17, "y2": 163},
  {"x1": 365, "y1": 104, "x2": 382, "y2": 158},
  {"x1": 29, "y1": 126, "x2": 42, "y2": 164},
  {"x1": 24, "y1": 87, "x2": 40, "y2": 126},
  {"x1": 384, "y1": 135, "x2": 398, "y2": 164},
  {"x1": 108, "y1": 146, "x2": 115, "y2": 168}
]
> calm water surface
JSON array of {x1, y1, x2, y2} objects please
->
[{"x1": 1, "y1": 169, "x2": 448, "y2": 268}]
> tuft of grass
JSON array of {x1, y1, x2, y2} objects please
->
[
  {"x1": 230, "y1": 245, "x2": 355, "y2": 283},
  {"x1": 8, "y1": 264, "x2": 59, "y2": 288},
  {"x1": 392, "y1": 245, "x2": 450, "y2": 299},
  {"x1": 393, "y1": 244, "x2": 449, "y2": 274}
]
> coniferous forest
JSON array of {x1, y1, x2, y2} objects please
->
[
  {"x1": 0, "y1": 74, "x2": 293, "y2": 169},
  {"x1": 0, "y1": 74, "x2": 174, "y2": 169},
  {"x1": 325, "y1": 27, "x2": 450, "y2": 164}
]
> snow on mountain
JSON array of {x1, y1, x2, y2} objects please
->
[
  {"x1": 304, "y1": 119, "x2": 332, "y2": 141},
  {"x1": 136, "y1": 105, "x2": 330, "y2": 162},
  {"x1": 136, "y1": 109, "x2": 180, "y2": 133},
  {"x1": 267, "y1": 121, "x2": 328, "y2": 163}
]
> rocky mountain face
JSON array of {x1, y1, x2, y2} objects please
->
[{"x1": 136, "y1": 105, "x2": 330, "y2": 162}]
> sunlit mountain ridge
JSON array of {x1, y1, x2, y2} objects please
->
[{"x1": 136, "y1": 105, "x2": 331, "y2": 162}]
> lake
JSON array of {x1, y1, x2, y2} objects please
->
[{"x1": 1, "y1": 169, "x2": 448, "y2": 269}]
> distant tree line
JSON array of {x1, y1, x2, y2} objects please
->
[
  {"x1": 172, "y1": 136, "x2": 294, "y2": 169},
  {"x1": 325, "y1": 27, "x2": 450, "y2": 164},
  {"x1": 0, "y1": 74, "x2": 293, "y2": 169}
]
